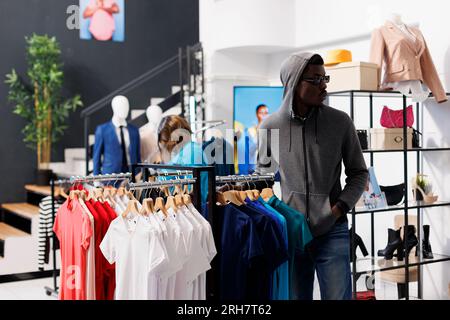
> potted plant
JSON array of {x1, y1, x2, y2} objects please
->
[{"x1": 5, "y1": 34, "x2": 82, "y2": 185}]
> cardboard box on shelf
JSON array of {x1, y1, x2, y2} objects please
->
[
  {"x1": 370, "y1": 128, "x2": 413, "y2": 150},
  {"x1": 326, "y1": 61, "x2": 378, "y2": 92}
]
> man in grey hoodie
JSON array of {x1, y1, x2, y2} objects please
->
[{"x1": 256, "y1": 52, "x2": 368, "y2": 299}]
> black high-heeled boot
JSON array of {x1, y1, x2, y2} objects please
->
[
  {"x1": 422, "y1": 225, "x2": 434, "y2": 259},
  {"x1": 349, "y1": 227, "x2": 369, "y2": 262},
  {"x1": 377, "y1": 228, "x2": 402, "y2": 260},
  {"x1": 397, "y1": 225, "x2": 419, "y2": 261}
]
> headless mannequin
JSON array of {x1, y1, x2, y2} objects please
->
[
  {"x1": 383, "y1": 13, "x2": 429, "y2": 102},
  {"x1": 111, "y1": 95, "x2": 131, "y2": 165},
  {"x1": 140, "y1": 105, "x2": 163, "y2": 163}
]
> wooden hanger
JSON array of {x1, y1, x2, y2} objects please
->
[
  {"x1": 155, "y1": 196, "x2": 168, "y2": 216},
  {"x1": 141, "y1": 198, "x2": 154, "y2": 216},
  {"x1": 183, "y1": 193, "x2": 192, "y2": 205},
  {"x1": 260, "y1": 187, "x2": 274, "y2": 202},
  {"x1": 223, "y1": 190, "x2": 245, "y2": 206},
  {"x1": 122, "y1": 199, "x2": 141, "y2": 218},
  {"x1": 245, "y1": 190, "x2": 255, "y2": 201},
  {"x1": 216, "y1": 191, "x2": 228, "y2": 205},
  {"x1": 165, "y1": 196, "x2": 178, "y2": 211}
]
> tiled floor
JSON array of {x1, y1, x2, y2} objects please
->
[{"x1": 0, "y1": 278, "x2": 58, "y2": 300}]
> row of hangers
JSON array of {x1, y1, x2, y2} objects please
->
[
  {"x1": 216, "y1": 178, "x2": 274, "y2": 206},
  {"x1": 60, "y1": 176, "x2": 195, "y2": 219}
]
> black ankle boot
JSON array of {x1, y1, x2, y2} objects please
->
[
  {"x1": 397, "y1": 225, "x2": 419, "y2": 261},
  {"x1": 422, "y1": 225, "x2": 434, "y2": 259},
  {"x1": 378, "y1": 228, "x2": 402, "y2": 260},
  {"x1": 349, "y1": 227, "x2": 369, "y2": 262}
]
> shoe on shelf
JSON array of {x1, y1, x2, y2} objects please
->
[
  {"x1": 397, "y1": 225, "x2": 419, "y2": 261},
  {"x1": 377, "y1": 228, "x2": 402, "y2": 260},
  {"x1": 349, "y1": 227, "x2": 369, "y2": 262},
  {"x1": 422, "y1": 225, "x2": 434, "y2": 259},
  {"x1": 411, "y1": 174, "x2": 438, "y2": 204}
]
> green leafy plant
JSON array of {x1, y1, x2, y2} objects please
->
[{"x1": 5, "y1": 34, "x2": 82, "y2": 169}]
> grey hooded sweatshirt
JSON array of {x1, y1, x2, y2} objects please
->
[{"x1": 256, "y1": 52, "x2": 368, "y2": 237}]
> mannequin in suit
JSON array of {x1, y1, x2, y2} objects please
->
[
  {"x1": 93, "y1": 95, "x2": 141, "y2": 175},
  {"x1": 370, "y1": 13, "x2": 447, "y2": 103},
  {"x1": 140, "y1": 105, "x2": 163, "y2": 163}
]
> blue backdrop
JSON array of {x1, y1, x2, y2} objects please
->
[{"x1": 233, "y1": 86, "x2": 283, "y2": 174}]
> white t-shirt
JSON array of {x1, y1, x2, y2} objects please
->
[
  {"x1": 151, "y1": 211, "x2": 184, "y2": 300},
  {"x1": 78, "y1": 199, "x2": 96, "y2": 300},
  {"x1": 163, "y1": 210, "x2": 188, "y2": 300},
  {"x1": 185, "y1": 203, "x2": 217, "y2": 300},
  {"x1": 100, "y1": 214, "x2": 168, "y2": 300},
  {"x1": 172, "y1": 207, "x2": 211, "y2": 300}
]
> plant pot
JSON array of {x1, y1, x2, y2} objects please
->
[{"x1": 36, "y1": 169, "x2": 53, "y2": 186}]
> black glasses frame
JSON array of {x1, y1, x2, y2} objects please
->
[{"x1": 302, "y1": 75, "x2": 330, "y2": 85}]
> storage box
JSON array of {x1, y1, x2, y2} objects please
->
[
  {"x1": 325, "y1": 61, "x2": 378, "y2": 92},
  {"x1": 370, "y1": 128, "x2": 412, "y2": 150}
]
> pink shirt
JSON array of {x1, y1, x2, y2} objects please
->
[{"x1": 53, "y1": 198, "x2": 93, "y2": 300}]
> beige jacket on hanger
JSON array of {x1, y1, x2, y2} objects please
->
[{"x1": 370, "y1": 21, "x2": 447, "y2": 103}]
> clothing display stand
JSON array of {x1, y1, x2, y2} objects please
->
[
  {"x1": 327, "y1": 90, "x2": 450, "y2": 300},
  {"x1": 46, "y1": 163, "x2": 276, "y2": 300},
  {"x1": 45, "y1": 172, "x2": 132, "y2": 297}
]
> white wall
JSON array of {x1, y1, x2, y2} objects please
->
[{"x1": 201, "y1": 0, "x2": 450, "y2": 299}]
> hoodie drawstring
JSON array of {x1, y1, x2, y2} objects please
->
[
  {"x1": 315, "y1": 109, "x2": 319, "y2": 145},
  {"x1": 289, "y1": 112, "x2": 293, "y2": 152}
]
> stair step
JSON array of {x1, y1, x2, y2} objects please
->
[
  {"x1": 172, "y1": 85, "x2": 181, "y2": 94},
  {"x1": 1, "y1": 203, "x2": 39, "y2": 220},
  {"x1": 1, "y1": 203, "x2": 39, "y2": 234},
  {"x1": 25, "y1": 185, "x2": 61, "y2": 197},
  {"x1": 65, "y1": 148, "x2": 85, "y2": 161},
  {"x1": 0, "y1": 222, "x2": 29, "y2": 240},
  {"x1": 25, "y1": 185, "x2": 61, "y2": 206},
  {"x1": 131, "y1": 109, "x2": 146, "y2": 121},
  {"x1": 151, "y1": 97, "x2": 164, "y2": 106}
]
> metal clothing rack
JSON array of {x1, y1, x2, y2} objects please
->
[
  {"x1": 45, "y1": 172, "x2": 132, "y2": 297},
  {"x1": 46, "y1": 164, "x2": 277, "y2": 300}
]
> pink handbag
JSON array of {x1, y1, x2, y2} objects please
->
[{"x1": 380, "y1": 105, "x2": 414, "y2": 128}]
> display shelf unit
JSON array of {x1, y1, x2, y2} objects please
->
[{"x1": 327, "y1": 90, "x2": 450, "y2": 300}]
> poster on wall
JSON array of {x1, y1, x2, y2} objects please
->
[
  {"x1": 79, "y1": 0, "x2": 125, "y2": 42},
  {"x1": 233, "y1": 86, "x2": 283, "y2": 174}
]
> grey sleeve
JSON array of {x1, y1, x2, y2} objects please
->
[{"x1": 338, "y1": 120, "x2": 369, "y2": 210}]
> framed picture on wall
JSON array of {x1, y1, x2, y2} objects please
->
[
  {"x1": 233, "y1": 86, "x2": 283, "y2": 174},
  {"x1": 80, "y1": 0, "x2": 125, "y2": 42}
]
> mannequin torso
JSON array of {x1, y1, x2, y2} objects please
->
[
  {"x1": 111, "y1": 96, "x2": 131, "y2": 164},
  {"x1": 383, "y1": 14, "x2": 429, "y2": 102}
]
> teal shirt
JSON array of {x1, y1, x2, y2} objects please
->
[
  {"x1": 258, "y1": 198, "x2": 289, "y2": 300},
  {"x1": 167, "y1": 141, "x2": 209, "y2": 204},
  {"x1": 266, "y1": 195, "x2": 313, "y2": 300}
]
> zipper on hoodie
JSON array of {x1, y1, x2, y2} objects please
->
[{"x1": 301, "y1": 124, "x2": 310, "y2": 223}]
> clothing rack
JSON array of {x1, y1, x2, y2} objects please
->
[
  {"x1": 46, "y1": 166, "x2": 276, "y2": 300},
  {"x1": 45, "y1": 172, "x2": 133, "y2": 297}
]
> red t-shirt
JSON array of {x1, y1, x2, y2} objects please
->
[{"x1": 92, "y1": 200, "x2": 116, "y2": 300}]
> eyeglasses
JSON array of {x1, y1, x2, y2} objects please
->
[{"x1": 302, "y1": 75, "x2": 330, "y2": 85}]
